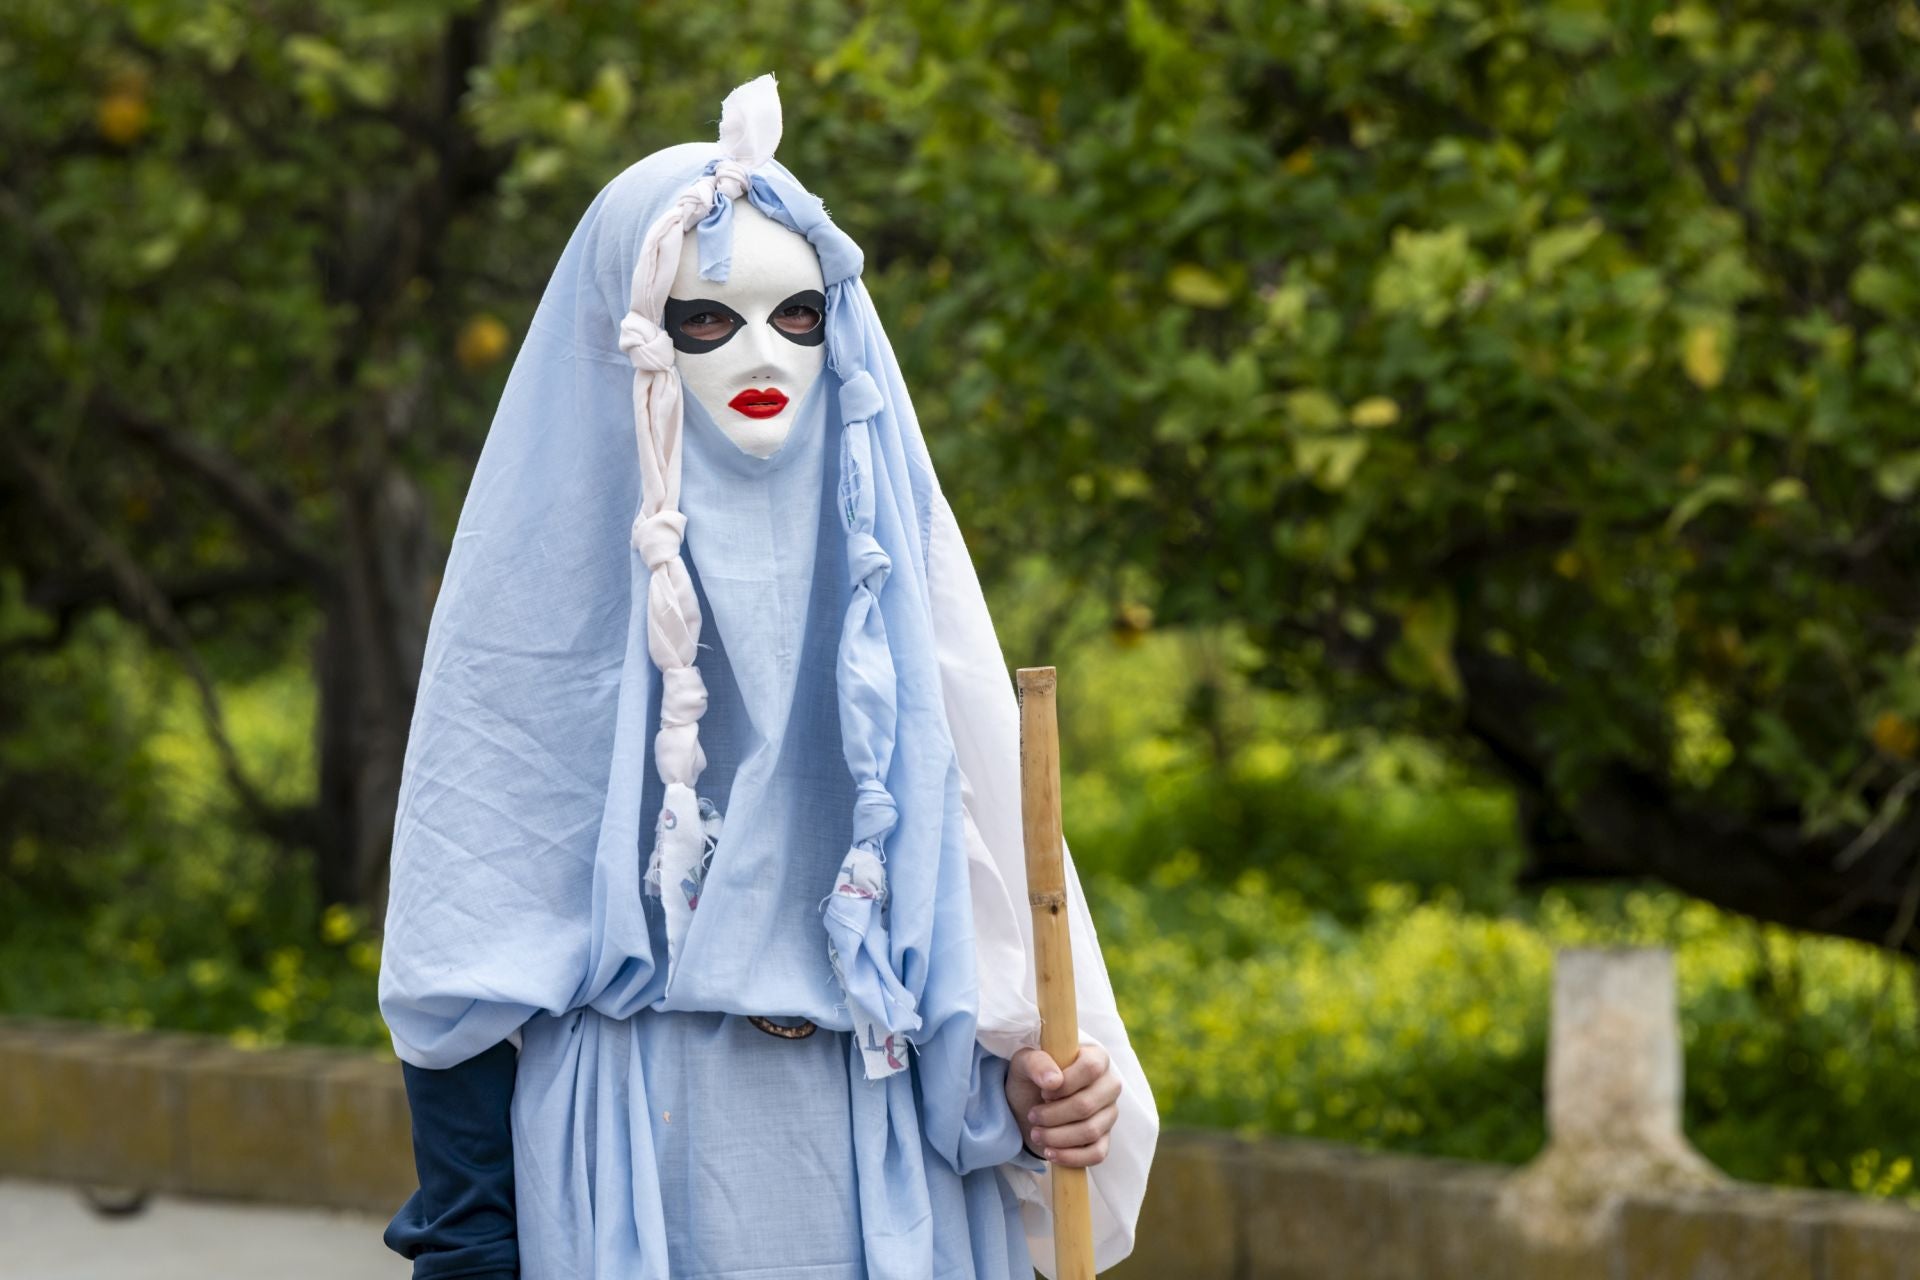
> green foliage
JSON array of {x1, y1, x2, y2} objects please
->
[
  {"x1": 1050, "y1": 621, "x2": 1523, "y2": 918},
  {"x1": 1094, "y1": 871, "x2": 1920, "y2": 1202},
  {"x1": 0, "y1": 597, "x2": 384, "y2": 1050},
  {"x1": 0, "y1": 573, "x2": 166, "y2": 916},
  {"x1": 812, "y1": 0, "x2": 1920, "y2": 930},
  {"x1": 9, "y1": 0, "x2": 1919, "y2": 930}
]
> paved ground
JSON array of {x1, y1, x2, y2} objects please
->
[{"x1": 0, "y1": 1179, "x2": 405, "y2": 1279}]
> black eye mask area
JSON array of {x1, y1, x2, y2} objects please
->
[
  {"x1": 767, "y1": 289, "x2": 828, "y2": 347},
  {"x1": 664, "y1": 297, "x2": 748, "y2": 354}
]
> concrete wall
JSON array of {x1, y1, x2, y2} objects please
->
[
  {"x1": 0, "y1": 1018, "x2": 413, "y2": 1215},
  {"x1": 4, "y1": 1017, "x2": 1918, "y2": 1277},
  {"x1": 1104, "y1": 1130, "x2": 1920, "y2": 1280}
]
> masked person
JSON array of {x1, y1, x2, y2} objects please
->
[{"x1": 377, "y1": 74, "x2": 1157, "y2": 1280}]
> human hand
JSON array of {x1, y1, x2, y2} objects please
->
[{"x1": 1005, "y1": 1042, "x2": 1122, "y2": 1168}]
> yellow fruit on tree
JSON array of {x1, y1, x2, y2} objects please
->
[
  {"x1": 1871, "y1": 711, "x2": 1920, "y2": 760},
  {"x1": 456, "y1": 314, "x2": 511, "y2": 371},
  {"x1": 97, "y1": 90, "x2": 150, "y2": 145}
]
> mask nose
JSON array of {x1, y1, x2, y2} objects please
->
[{"x1": 740, "y1": 321, "x2": 783, "y2": 384}]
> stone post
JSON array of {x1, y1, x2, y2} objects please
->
[{"x1": 1495, "y1": 946, "x2": 1725, "y2": 1256}]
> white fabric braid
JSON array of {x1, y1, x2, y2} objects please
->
[{"x1": 619, "y1": 76, "x2": 776, "y2": 922}]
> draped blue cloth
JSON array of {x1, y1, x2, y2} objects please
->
[{"x1": 379, "y1": 141, "x2": 1037, "y2": 1277}]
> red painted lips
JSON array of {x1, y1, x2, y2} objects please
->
[{"x1": 727, "y1": 387, "x2": 789, "y2": 419}]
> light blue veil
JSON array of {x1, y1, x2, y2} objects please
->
[{"x1": 378, "y1": 79, "x2": 1021, "y2": 1276}]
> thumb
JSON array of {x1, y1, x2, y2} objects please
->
[{"x1": 1014, "y1": 1046, "x2": 1064, "y2": 1091}]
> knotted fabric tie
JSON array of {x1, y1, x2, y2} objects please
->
[
  {"x1": 819, "y1": 327, "x2": 915, "y2": 1079},
  {"x1": 631, "y1": 509, "x2": 687, "y2": 570},
  {"x1": 622, "y1": 82, "x2": 766, "y2": 979},
  {"x1": 850, "y1": 776, "x2": 898, "y2": 851},
  {"x1": 618, "y1": 314, "x2": 675, "y2": 373}
]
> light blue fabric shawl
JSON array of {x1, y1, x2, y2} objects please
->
[{"x1": 378, "y1": 128, "x2": 1030, "y2": 1275}]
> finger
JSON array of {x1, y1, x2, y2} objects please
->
[
  {"x1": 1040, "y1": 1134, "x2": 1111, "y2": 1169},
  {"x1": 1044, "y1": 1045, "x2": 1110, "y2": 1100},
  {"x1": 1028, "y1": 1064, "x2": 1121, "y2": 1127},
  {"x1": 1015, "y1": 1048, "x2": 1065, "y2": 1092},
  {"x1": 1032, "y1": 1105, "x2": 1118, "y2": 1151}
]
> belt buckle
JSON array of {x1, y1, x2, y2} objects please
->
[{"x1": 747, "y1": 1014, "x2": 817, "y2": 1039}]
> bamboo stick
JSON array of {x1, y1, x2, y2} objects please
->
[{"x1": 1016, "y1": 666, "x2": 1096, "y2": 1280}]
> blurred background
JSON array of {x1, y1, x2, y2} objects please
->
[{"x1": 3, "y1": 0, "x2": 1920, "y2": 1265}]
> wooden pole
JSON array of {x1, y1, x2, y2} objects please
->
[{"x1": 1016, "y1": 666, "x2": 1096, "y2": 1280}]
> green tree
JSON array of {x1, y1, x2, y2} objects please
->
[
  {"x1": 8, "y1": 0, "x2": 1920, "y2": 962},
  {"x1": 0, "y1": 0, "x2": 852, "y2": 908},
  {"x1": 842, "y1": 0, "x2": 1920, "y2": 955}
]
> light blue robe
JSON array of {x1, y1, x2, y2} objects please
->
[{"x1": 380, "y1": 142, "x2": 1044, "y2": 1278}]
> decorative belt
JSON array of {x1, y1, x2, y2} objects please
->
[{"x1": 748, "y1": 1015, "x2": 817, "y2": 1039}]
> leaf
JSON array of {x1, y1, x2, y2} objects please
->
[
  {"x1": 1283, "y1": 388, "x2": 1344, "y2": 433},
  {"x1": 1168, "y1": 264, "x2": 1234, "y2": 309},
  {"x1": 1293, "y1": 436, "x2": 1369, "y2": 491},
  {"x1": 1851, "y1": 263, "x2": 1917, "y2": 319},
  {"x1": 282, "y1": 34, "x2": 345, "y2": 74},
  {"x1": 1372, "y1": 225, "x2": 1478, "y2": 327},
  {"x1": 1666, "y1": 475, "x2": 1748, "y2": 532},
  {"x1": 1389, "y1": 593, "x2": 1463, "y2": 701},
  {"x1": 1681, "y1": 322, "x2": 1727, "y2": 389},
  {"x1": 1874, "y1": 451, "x2": 1920, "y2": 502},
  {"x1": 1525, "y1": 219, "x2": 1603, "y2": 282},
  {"x1": 1764, "y1": 477, "x2": 1808, "y2": 506},
  {"x1": 1348, "y1": 396, "x2": 1400, "y2": 429},
  {"x1": 1261, "y1": 281, "x2": 1310, "y2": 336},
  {"x1": 1537, "y1": 0, "x2": 1613, "y2": 54}
]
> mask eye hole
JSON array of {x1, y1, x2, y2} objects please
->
[
  {"x1": 678, "y1": 310, "x2": 739, "y2": 342},
  {"x1": 663, "y1": 297, "x2": 747, "y2": 353},
  {"x1": 771, "y1": 302, "x2": 822, "y2": 335},
  {"x1": 768, "y1": 289, "x2": 828, "y2": 347}
]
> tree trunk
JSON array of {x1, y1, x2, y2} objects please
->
[{"x1": 313, "y1": 457, "x2": 434, "y2": 916}]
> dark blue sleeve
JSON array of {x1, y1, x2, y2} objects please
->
[{"x1": 383, "y1": 1037, "x2": 520, "y2": 1280}]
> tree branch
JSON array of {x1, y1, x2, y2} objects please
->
[
  {"x1": 90, "y1": 390, "x2": 335, "y2": 587},
  {"x1": 23, "y1": 559, "x2": 309, "y2": 622}
]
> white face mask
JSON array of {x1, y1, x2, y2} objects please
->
[{"x1": 667, "y1": 200, "x2": 827, "y2": 459}]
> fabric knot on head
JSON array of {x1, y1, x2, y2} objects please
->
[
  {"x1": 709, "y1": 157, "x2": 750, "y2": 196},
  {"x1": 631, "y1": 509, "x2": 688, "y2": 568},
  {"x1": 838, "y1": 370, "x2": 885, "y2": 424},
  {"x1": 619, "y1": 313, "x2": 676, "y2": 373},
  {"x1": 674, "y1": 176, "x2": 719, "y2": 227},
  {"x1": 808, "y1": 222, "x2": 864, "y2": 287}
]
